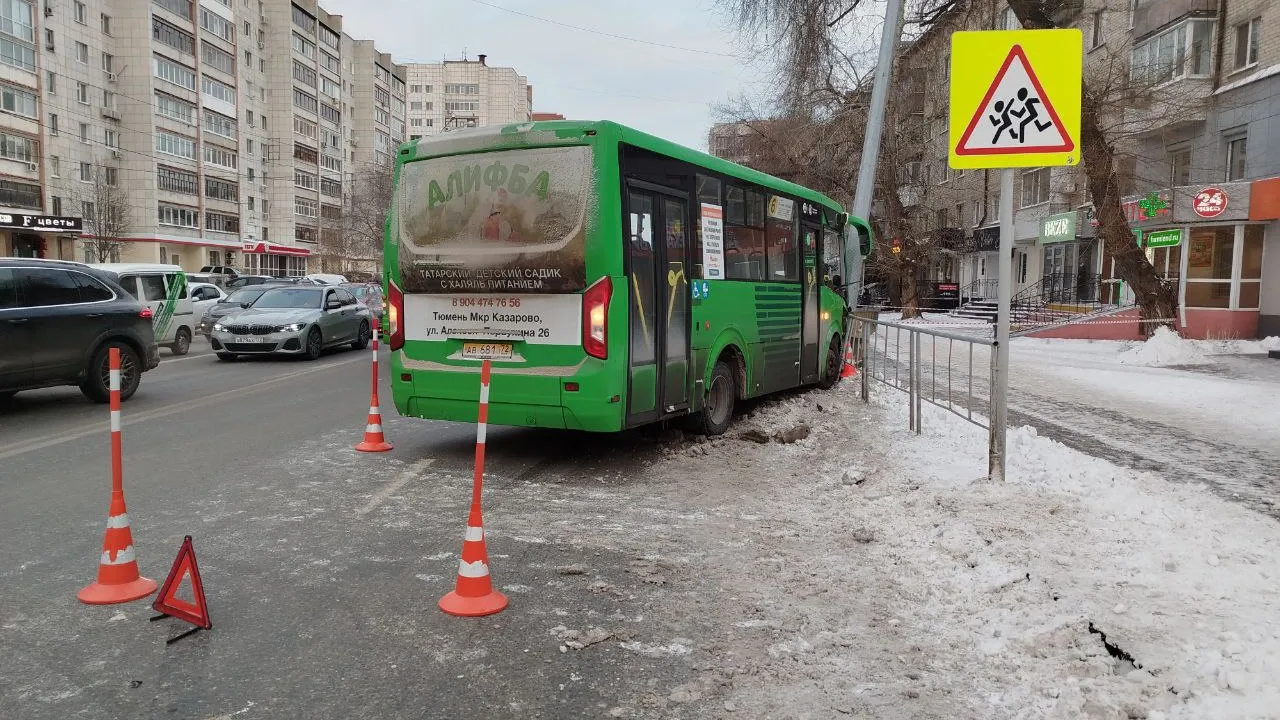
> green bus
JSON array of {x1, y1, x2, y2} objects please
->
[{"x1": 384, "y1": 120, "x2": 871, "y2": 435}]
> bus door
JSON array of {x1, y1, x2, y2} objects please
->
[
  {"x1": 624, "y1": 183, "x2": 691, "y2": 425},
  {"x1": 800, "y1": 212, "x2": 822, "y2": 384}
]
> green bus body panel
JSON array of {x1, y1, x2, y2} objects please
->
[{"x1": 387, "y1": 120, "x2": 850, "y2": 432}]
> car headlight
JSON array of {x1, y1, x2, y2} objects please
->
[
  {"x1": 281, "y1": 322, "x2": 306, "y2": 332},
  {"x1": 213, "y1": 322, "x2": 225, "y2": 331}
]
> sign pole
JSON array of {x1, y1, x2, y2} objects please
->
[{"x1": 989, "y1": 168, "x2": 1014, "y2": 482}]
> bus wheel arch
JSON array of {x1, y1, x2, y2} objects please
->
[{"x1": 716, "y1": 344, "x2": 748, "y2": 401}]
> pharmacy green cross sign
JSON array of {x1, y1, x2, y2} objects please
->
[{"x1": 1137, "y1": 192, "x2": 1167, "y2": 220}]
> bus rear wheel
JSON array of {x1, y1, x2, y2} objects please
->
[
  {"x1": 698, "y1": 359, "x2": 736, "y2": 436},
  {"x1": 818, "y1": 335, "x2": 843, "y2": 390}
]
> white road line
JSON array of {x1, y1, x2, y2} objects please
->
[
  {"x1": 357, "y1": 458, "x2": 434, "y2": 516},
  {"x1": 0, "y1": 356, "x2": 366, "y2": 461},
  {"x1": 160, "y1": 352, "x2": 216, "y2": 364}
]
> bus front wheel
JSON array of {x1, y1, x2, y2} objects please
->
[{"x1": 698, "y1": 360, "x2": 736, "y2": 436}]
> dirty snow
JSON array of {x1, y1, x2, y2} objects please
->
[{"x1": 1117, "y1": 327, "x2": 1212, "y2": 366}]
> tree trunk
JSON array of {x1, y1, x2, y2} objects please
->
[
  {"x1": 1079, "y1": 91, "x2": 1177, "y2": 336},
  {"x1": 899, "y1": 263, "x2": 922, "y2": 319}
]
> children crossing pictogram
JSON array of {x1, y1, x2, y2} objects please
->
[{"x1": 955, "y1": 44, "x2": 1074, "y2": 156}]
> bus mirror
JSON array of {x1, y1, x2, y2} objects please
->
[{"x1": 847, "y1": 223, "x2": 872, "y2": 258}]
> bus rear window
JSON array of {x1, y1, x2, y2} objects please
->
[{"x1": 396, "y1": 145, "x2": 592, "y2": 293}]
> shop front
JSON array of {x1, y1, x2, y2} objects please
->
[
  {"x1": 959, "y1": 225, "x2": 1000, "y2": 302},
  {"x1": 241, "y1": 242, "x2": 311, "y2": 277},
  {"x1": 1039, "y1": 211, "x2": 1101, "y2": 307},
  {"x1": 0, "y1": 212, "x2": 84, "y2": 260}
]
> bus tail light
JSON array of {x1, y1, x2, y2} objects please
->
[
  {"x1": 582, "y1": 277, "x2": 611, "y2": 360},
  {"x1": 388, "y1": 280, "x2": 405, "y2": 351}
]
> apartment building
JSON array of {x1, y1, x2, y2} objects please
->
[
  {"x1": 404, "y1": 55, "x2": 530, "y2": 139},
  {"x1": 894, "y1": 0, "x2": 1280, "y2": 339},
  {"x1": 0, "y1": 0, "x2": 404, "y2": 276}
]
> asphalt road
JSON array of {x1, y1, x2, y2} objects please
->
[{"x1": 0, "y1": 340, "x2": 699, "y2": 719}]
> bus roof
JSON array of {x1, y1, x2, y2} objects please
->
[{"x1": 401, "y1": 119, "x2": 850, "y2": 219}]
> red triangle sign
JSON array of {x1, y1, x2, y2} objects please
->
[
  {"x1": 955, "y1": 44, "x2": 1073, "y2": 156},
  {"x1": 152, "y1": 536, "x2": 211, "y2": 630}
]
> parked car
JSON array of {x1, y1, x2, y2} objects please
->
[
  {"x1": 303, "y1": 273, "x2": 348, "y2": 286},
  {"x1": 209, "y1": 286, "x2": 373, "y2": 361},
  {"x1": 226, "y1": 274, "x2": 280, "y2": 289},
  {"x1": 90, "y1": 263, "x2": 196, "y2": 356},
  {"x1": 199, "y1": 266, "x2": 240, "y2": 285},
  {"x1": 196, "y1": 284, "x2": 285, "y2": 338},
  {"x1": 0, "y1": 258, "x2": 160, "y2": 403},
  {"x1": 345, "y1": 283, "x2": 385, "y2": 329},
  {"x1": 188, "y1": 282, "x2": 228, "y2": 329}
]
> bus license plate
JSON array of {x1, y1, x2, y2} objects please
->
[{"x1": 461, "y1": 342, "x2": 512, "y2": 360}]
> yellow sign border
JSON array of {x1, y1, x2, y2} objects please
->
[{"x1": 948, "y1": 29, "x2": 1083, "y2": 170}]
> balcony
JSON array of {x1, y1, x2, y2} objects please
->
[
  {"x1": 1121, "y1": 78, "x2": 1211, "y2": 136},
  {"x1": 1134, "y1": 0, "x2": 1216, "y2": 38}
]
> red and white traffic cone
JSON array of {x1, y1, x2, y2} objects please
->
[
  {"x1": 840, "y1": 336, "x2": 858, "y2": 379},
  {"x1": 79, "y1": 347, "x2": 158, "y2": 605},
  {"x1": 439, "y1": 359, "x2": 508, "y2": 617},
  {"x1": 355, "y1": 319, "x2": 392, "y2": 453}
]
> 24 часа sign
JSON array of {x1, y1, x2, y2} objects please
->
[{"x1": 396, "y1": 146, "x2": 591, "y2": 294}]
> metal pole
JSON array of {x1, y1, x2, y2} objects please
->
[
  {"x1": 989, "y1": 168, "x2": 1014, "y2": 482},
  {"x1": 860, "y1": 319, "x2": 870, "y2": 402},
  {"x1": 913, "y1": 332, "x2": 922, "y2": 435},
  {"x1": 908, "y1": 329, "x2": 916, "y2": 431},
  {"x1": 847, "y1": 0, "x2": 906, "y2": 308}
]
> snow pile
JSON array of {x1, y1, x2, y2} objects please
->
[
  {"x1": 1117, "y1": 326, "x2": 1212, "y2": 366},
  {"x1": 1202, "y1": 335, "x2": 1280, "y2": 355}
]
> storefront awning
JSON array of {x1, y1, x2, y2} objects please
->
[{"x1": 241, "y1": 242, "x2": 312, "y2": 257}]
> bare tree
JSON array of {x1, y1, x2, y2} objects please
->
[
  {"x1": 343, "y1": 162, "x2": 395, "y2": 273},
  {"x1": 70, "y1": 166, "x2": 131, "y2": 263},
  {"x1": 1006, "y1": 0, "x2": 1177, "y2": 335}
]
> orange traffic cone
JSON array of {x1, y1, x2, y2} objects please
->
[
  {"x1": 79, "y1": 347, "x2": 157, "y2": 605},
  {"x1": 440, "y1": 359, "x2": 507, "y2": 617},
  {"x1": 438, "y1": 508, "x2": 508, "y2": 617},
  {"x1": 840, "y1": 339, "x2": 858, "y2": 379},
  {"x1": 355, "y1": 319, "x2": 392, "y2": 453}
]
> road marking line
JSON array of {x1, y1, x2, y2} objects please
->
[
  {"x1": 160, "y1": 352, "x2": 216, "y2": 364},
  {"x1": 0, "y1": 356, "x2": 366, "y2": 461},
  {"x1": 357, "y1": 458, "x2": 434, "y2": 516}
]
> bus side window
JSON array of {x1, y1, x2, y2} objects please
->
[{"x1": 694, "y1": 174, "x2": 722, "y2": 280}]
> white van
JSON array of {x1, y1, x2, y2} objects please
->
[{"x1": 90, "y1": 263, "x2": 196, "y2": 355}]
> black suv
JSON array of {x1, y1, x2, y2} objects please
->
[{"x1": 0, "y1": 259, "x2": 161, "y2": 403}]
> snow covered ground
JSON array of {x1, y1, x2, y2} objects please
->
[{"x1": 520, "y1": 374, "x2": 1280, "y2": 718}]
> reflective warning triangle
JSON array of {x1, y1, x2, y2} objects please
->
[
  {"x1": 955, "y1": 44, "x2": 1074, "y2": 155},
  {"x1": 152, "y1": 536, "x2": 212, "y2": 630}
]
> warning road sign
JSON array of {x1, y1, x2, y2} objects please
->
[{"x1": 949, "y1": 29, "x2": 1082, "y2": 169}]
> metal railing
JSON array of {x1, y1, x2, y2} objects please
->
[
  {"x1": 959, "y1": 278, "x2": 998, "y2": 303},
  {"x1": 854, "y1": 315, "x2": 1000, "y2": 439}
]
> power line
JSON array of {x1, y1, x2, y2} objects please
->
[{"x1": 463, "y1": 0, "x2": 743, "y2": 58}]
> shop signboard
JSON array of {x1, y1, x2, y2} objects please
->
[
  {"x1": 1192, "y1": 187, "x2": 1228, "y2": 218},
  {"x1": 1144, "y1": 228, "x2": 1182, "y2": 248},
  {"x1": 0, "y1": 213, "x2": 82, "y2": 232},
  {"x1": 1039, "y1": 212, "x2": 1076, "y2": 244}
]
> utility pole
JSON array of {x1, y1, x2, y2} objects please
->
[{"x1": 847, "y1": 0, "x2": 906, "y2": 308}]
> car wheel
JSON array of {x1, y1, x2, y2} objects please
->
[
  {"x1": 304, "y1": 327, "x2": 323, "y2": 360},
  {"x1": 216, "y1": 352, "x2": 237, "y2": 362},
  {"x1": 698, "y1": 359, "x2": 736, "y2": 436},
  {"x1": 80, "y1": 342, "x2": 142, "y2": 403},
  {"x1": 351, "y1": 320, "x2": 371, "y2": 350},
  {"x1": 818, "y1": 335, "x2": 843, "y2": 390},
  {"x1": 171, "y1": 327, "x2": 192, "y2": 356}
]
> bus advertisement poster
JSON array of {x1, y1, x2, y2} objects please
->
[
  {"x1": 700, "y1": 203, "x2": 725, "y2": 280},
  {"x1": 396, "y1": 146, "x2": 591, "y2": 294},
  {"x1": 403, "y1": 294, "x2": 583, "y2": 345}
]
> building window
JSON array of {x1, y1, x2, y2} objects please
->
[
  {"x1": 50, "y1": 155, "x2": 60, "y2": 176},
  {"x1": 158, "y1": 203, "x2": 199, "y2": 228},
  {"x1": 153, "y1": 55, "x2": 197, "y2": 90},
  {"x1": 293, "y1": 88, "x2": 318, "y2": 113},
  {"x1": 0, "y1": 36, "x2": 36, "y2": 72},
  {"x1": 294, "y1": 196, "x2": 318, "y2": 217},
  {"x1": 76, "y1": 42, "x2": 91, "y2": 64},
  {"x1": 79, "y1": 161, "x2": 92, "y2": 181},
  {"x1": 320, "y1": 177, "x2": 341, "y2": 198},
  {"x1": 103, "y1": 90, "x2": 115, "y2": 110},
  {"x1": 1235, "y1": 17, "x2": 1261, "y2": 70},
  {"x1": 293, "y1": 143, "x2": 318, "y2": 163},
  {"x1": 318, "y1": 23, "x2": 338, "y2": 49},
  {"x1": 72, "y1": 0, "x2": 85, "y2": 23},
  {"x1": 293, "y1": 115, "x2": 317, "y2": 139},
  {"x1": 157, "y1": 165, "x2": 198, "y2": 194},
  {"x1": 51, "y1": 195, "x2": 61, "y2": 214},
  {"x1": 321, "y1": 154, "x2": 341, "y2": 172},
  {"x1": 1131, "y1": 20, "x2": 1215, "y2": 84},
  {"x1": 291, "y1": 3, "x2": 316, "y2": 33},
  {"x1": 0, "y1": 131, "x2": 35, "y2": 162},
  {"x1": 425, "y1": 119, "x2": 434, "y2": 127},
  {"x1": 1183, "y1": 225, "x2": 1265, "y2": 309},
  {"x1": 1169, "y1": 148, "x2": 1191, "y2": 185},
  {"x1": 444, "y1": 83, "x2": 479, "y2": 95},
  {"x1": 202, "y1": 109, "x2": 237, "y2": 139},
  {"x1": 105, "y1": 167, "x2": 118, "y2": 186},
  {"x1": 444, "y1": 101, "x2": 478, "y2": 114},
  {"x1": 321, "y1": 51, "x2": 340, "y2": 74},
  {"x1": 201, "y1": 75, "x2": 235, "y2": 104},
  {"x1": 1020, "y1": 168, "x2": 1051, "y2": 207},
  {"x1": 409, "y1": 101, "x2": 422, "y2": 111},
  {"x1": 1226, "y1": 136, "x2": 1247, "y2": 180},
  {"x1": 375, "y1": 106, "x2": 389, "y2": 125},
  {"x1": 320, "y1": 102, "x2": 340, "y2": 125},
  {"x1": 1, "y1": 0, "x2": 34, "y2": 42},
  {"x1": 201, "y1": 41, "x2": 235, "y2": 74},
  {"x1": 202, "y1": 144, "x2": 237, "y2": 169},
  {"x1": 155, "y1": 130, "x2": 196, "y2": 159},
  {"x1": 104, "y1": 129, "x2": 118, "y2": 148},
  {"x1": 410, "y1": 118, "x2": 423, "y2": 127},
  {"x1": 0, "y1": 178, "x2": 39, "y2": 208},
  {"x1": 1090, "y1": 10, "x2": 1104, "y2": 49},
  {"x1": 198, "y1": 7, "x2": 234, "y2": 42},
  {"x1": 153, "y1": 0, "x2": 193, "y2": 20},
  {"x1": 291, "y1": 32, "x2": 315, "y2": 59},
  {"x1": 155, "y1": 92, "x2": 196, "y2": 125},
  {"x1": 47, "y1": 112, "x2": 57, "y2": 135},
  {"x1": 205, "y1": 211, "x2": 239, "y2": 233},
  {"x1": 294, "y1": 169, "x2": 316, "y2": 190},
  {"x1": 78, "y1": 122, "x2": 89, "y2": 143},
  {"x1": 293, "y1": 60, "x2": 317, "y2": 87},
  {"x1": 320, "y1": 77, "x2": 340, "y2": 99}
]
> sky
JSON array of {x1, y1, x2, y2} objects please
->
[{"x1": 322, "y1": 0, "x2": 771, "y2": 151}]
